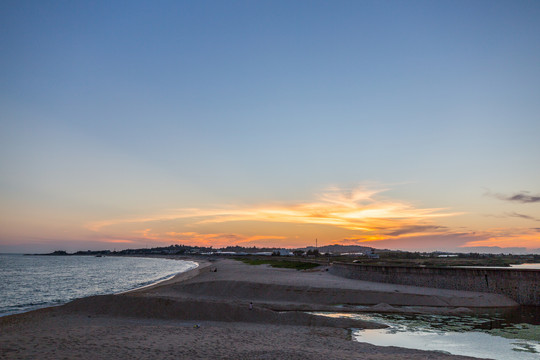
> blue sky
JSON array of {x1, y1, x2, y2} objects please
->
[{"x1": 1, "y1": 0, "x2": 539, "y2": 253}]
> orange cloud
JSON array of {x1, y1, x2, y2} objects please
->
[
  {"x1": 461, "y1": 228, "x2": 540, "y2": 249},
  {"x1": 88, "y1": 186, "x2": 455, "y2": 232},
  {"x1": 163, "y1": 232, "x2": 288, "y2": 247},
  {"x1": 244, "y1": 235, "x2": 287, "y2": 242},
  {"x1": 83, "y1": 186, "x2": 460, "y2": 247},
  {"x1": 192, "y1": 188, "x2": 456, "y2": 232},
  {"x1": 165, "y1": 232, "x2": 236, "y2": 247}
]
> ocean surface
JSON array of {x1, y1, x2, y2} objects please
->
[{"x1": 0, "y1": 254, "x2": 197, "y2": 317}]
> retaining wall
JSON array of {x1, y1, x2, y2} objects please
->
[{"x1": 329, "y1": 263, "x2": 540, "y2": 306}]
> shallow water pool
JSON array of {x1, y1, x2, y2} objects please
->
[{"x1": 314, "y1": 311, "x2": 540, "y2": 360}]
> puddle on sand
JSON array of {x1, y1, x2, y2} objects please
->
[{"x1": 313, "y1": 311, "x2": 540, "y2": 360}]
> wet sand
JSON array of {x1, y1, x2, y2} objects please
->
[{"x1": 1, "y1": 258, "x2": 514, "y2": 359}]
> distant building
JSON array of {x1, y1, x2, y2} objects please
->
[
  {"x1": 273, "y1": 249, "x2": 293, "y2": 256},
  {"x1": 253, "y1": 252, "x2": 273, "y2": 256}
]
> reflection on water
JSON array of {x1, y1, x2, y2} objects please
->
[
  {"x1": 314, "y1": 310, "x2": 540, "y2": 360},
  {"x1": 457, "y1": 263, "x2": 540, "y2": 270},
  {"x1": 510, "y1": 264, "x2": 540, "y2": 270},
  {"x1": 356, "y1": 327, "x2": 539, "y2": 360}
]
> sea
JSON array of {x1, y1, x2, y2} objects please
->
[{"x1": 0, "y1": 254, "x2": 198, "y2": 317}]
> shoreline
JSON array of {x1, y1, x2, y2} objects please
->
[
  {"x1": 0, "y1": 256, "x2": 199, "y2": 319},
  {"x1": 1, "y1": 257, "x2": 521, "y2": 359},
  {"x1": 117, "y1": 259, "x2": 200, "y2": 295}
]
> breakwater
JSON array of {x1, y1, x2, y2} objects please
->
[{"x1": 329, "y1": 263, "x2": 540, "y2": 306}]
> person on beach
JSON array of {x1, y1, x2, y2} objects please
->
[{"x1": 249, "y1": 302, "x2": 253, "y2": 310}]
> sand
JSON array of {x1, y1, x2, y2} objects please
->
[{"x1": 1, "y1": 257, "x2": 514, "y2": 359}]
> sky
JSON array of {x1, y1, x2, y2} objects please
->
[{"x1": 1, "y1": 0, "x2": 539, "y2": 254}]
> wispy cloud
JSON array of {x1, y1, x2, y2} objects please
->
[
  {"x1": 165, "y1": 232, "x2": 243, "y2": 247},
  {"x1": 385, "y1": 225, "x2": 445, "y2": 237},
  {"x1": 75, "y1": 185, "x2": 540, "y2": 250},
  {"x1": 506, "y1": 212, "x2": 540, "y2": 222},
  {"x1": 103, "y1": 239, "x2": 135, "y2": 243},
  {"x1": 486, "y1": 190, "x2": 540, "y2": 203},
  {"x1": 85, "y1": 186, "x2": 459, "y2": 246},
  {"x1": 164, "y1": 232, "x2": 287, "y2": 247},
  {"x1": 188, "y1": 187, "x2": 458, "y2": 235}
]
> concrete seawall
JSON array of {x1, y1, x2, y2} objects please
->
[{"x1": 329, "y1": 263, "x2": 540, "y2": 306}]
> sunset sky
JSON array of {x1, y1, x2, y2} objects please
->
[{"x1": 1, "y1": 1, "x2": 539, "y2": 253}]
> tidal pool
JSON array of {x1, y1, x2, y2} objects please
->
[{"x1": 314, "y1": 310, "x2": 540, "y2": 360}]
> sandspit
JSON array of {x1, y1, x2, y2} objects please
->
[{"x1": 1, "y1": 258, "x2": 514, "y2": 359}]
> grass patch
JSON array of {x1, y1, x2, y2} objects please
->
[{"x1": 236, "y1": 258, "x2": 320, "y2": 270}]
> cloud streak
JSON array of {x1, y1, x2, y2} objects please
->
[
  {"x1": 73, "y1": 185, "x2": 540, "y2": 250},
  {"x1": 164, "y1": 232, "x2": 287, "y2": 247},
  {"x1": 85, "y1": 186, "x2": 460, "y2": 246},
  {"x1": 506, "y1": 212, "x2": 540, "y2": 222},
  {"x1": 487, "y1": 191, "x2": 540, "y2": 204}
]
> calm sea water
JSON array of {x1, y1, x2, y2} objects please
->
[{"x1": 0, "y1": 254, "x2": 197, "y2": 316}]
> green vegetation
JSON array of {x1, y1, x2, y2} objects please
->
[{"x1": 236, "y1": 258, "x2": 320, "y2": 270}]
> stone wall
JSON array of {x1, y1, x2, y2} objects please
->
[{"x1": 329, "y1": 263, "x2": 540, "y2": 306}]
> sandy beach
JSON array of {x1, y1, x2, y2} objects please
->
[{"x1": 1, "y1": 258, "x2": 517, "y2": 359}]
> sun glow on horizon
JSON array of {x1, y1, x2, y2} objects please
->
[
  {"x1": 74, "y1": 185, "x2": 540, "y2": 251},
  {"x1": 461, "y1": 229, "x2": 540, "y2": 249},
  {"x1": 1, "y1": 185, "x2": 538, "y2": 252}
]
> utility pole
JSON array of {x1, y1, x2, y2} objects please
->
[{"x1": 316, "y1": 238, "x2": 318, "y2": 249}]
